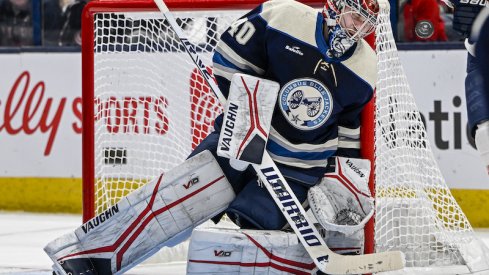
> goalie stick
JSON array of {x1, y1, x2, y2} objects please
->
[{"x1": 153, "y1": 0, "x2": 405, "y2": 273}]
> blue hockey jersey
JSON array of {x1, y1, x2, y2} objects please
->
[
  {"x1": 475, "y1": 8, "x2": 489, "y2": 108},
  {"x1": 212, "y1": 0, "x2": 377, "y2": 184},
  {"x1": 466, "y1": 7, "x2": 489, "y2": 137}
]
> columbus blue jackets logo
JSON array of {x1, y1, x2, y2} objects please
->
[{"x1": 279, "y1": 78, "x2": 333, "y2": 130}]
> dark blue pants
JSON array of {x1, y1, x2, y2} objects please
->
[{"x1": 189, "y1": 131, "x2": 309, "y2": 230}]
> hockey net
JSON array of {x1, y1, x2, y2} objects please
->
[{"x1": 81, "y1": 0, "x2": 489, "y2": 272}]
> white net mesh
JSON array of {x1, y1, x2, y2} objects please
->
[
  {"x1": 85, "y1": 0, "x2": 489, "y2": 271},
  {"x1": 92, "y1": 10, "x2": 237, "y2": 213},
  {"x1": 373, "y1": 0, "x2": 487, "y2": 270}
]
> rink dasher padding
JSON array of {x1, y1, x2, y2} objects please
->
[{"x1": 2, "y1": 177, "x2": 489, "y2": 228}]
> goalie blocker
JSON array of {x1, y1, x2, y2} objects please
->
[
  {"x1": 44, "y1": 150, "x2": 235, "y2": 275},
  {"x1": 217, "y1": 73, "x2": 279, "y2": 165}
]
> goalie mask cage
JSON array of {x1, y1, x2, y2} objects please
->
[{"x1": 81, "y1": 0, "x2": 489, "y2": 272}]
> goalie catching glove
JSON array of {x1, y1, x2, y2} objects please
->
[{"x1": 308, "y1": 157, "x2": 374, "y2": 236}]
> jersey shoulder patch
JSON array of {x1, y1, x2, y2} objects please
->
[
  {"x1": 279, "y1": 78, "x2": 334, "y2": 130},
  {"x1": 259, "y1": 0, "x2": 319, "y2": 47}
]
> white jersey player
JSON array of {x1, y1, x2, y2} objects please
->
[{"x1": 44, "y1": 0, "x2": 380, "y2": 274}]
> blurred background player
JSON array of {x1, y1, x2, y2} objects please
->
[{"x1": 443, "y1": 0, "x2": 489, "y2": 174}]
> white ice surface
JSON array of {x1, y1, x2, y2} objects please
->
[
  {"x1": 2, "y1": 211, "x2": 489, "y2": 275},
  {"x1": 0, "y1": 211, "x2": 186, "y2": 275}
]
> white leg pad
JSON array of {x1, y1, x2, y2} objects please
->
[
  {"x1": 44, "y1": 150, "x2": 235, "y2": 275},
  {"x1": 187, "y1": 228, "x2": 315, "y2": 274}
]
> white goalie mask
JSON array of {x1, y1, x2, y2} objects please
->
[{"x1": 323, "y1": 0, "x2": 379, "y2": 58}]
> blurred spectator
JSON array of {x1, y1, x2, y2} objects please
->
[
  {"x1": 0, "y1": 0, "x2": 33, "y2": 46},
  {"x1": 58, "y1": 0, "x2": 88, "y2": 46},
  {"x1": 400, "y1": 0, "x2": 448, "y2": 42},
  {"x1": 0, "y1": 0, "x2": 62, "y2": 46},
  {"x1": 43, "y1": 0, "x2": 63, "y2": 45}
]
